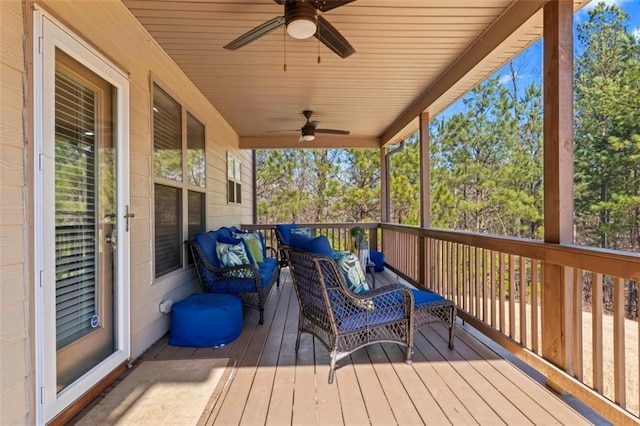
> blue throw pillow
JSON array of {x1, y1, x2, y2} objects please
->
[
  {"x1": 276, "y1": 223, "x2": 298, "y2": 245},
  {"x1": 289, "y1": 232, "x2": 312, "y2": 249},
  {"x1": 301, "y1": 235, "x2": 333, "y2": 258}
]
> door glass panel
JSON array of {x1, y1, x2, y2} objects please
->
[{"x1": 55, "y1": 50, "x2": 115, "y2": 392}]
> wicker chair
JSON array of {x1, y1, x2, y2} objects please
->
[
  {"x1": 186, "y1": 231, "x2": 279, "y2": 325},
  {"x1": 285, "y1": 247, "x2": 415, "y2": 384}
]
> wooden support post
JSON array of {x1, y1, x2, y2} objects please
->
[
  {"x1": 542, "y1": 0, "x2": 574, "y2": 386},
  {"x1": 419, "y1": 113, "x2": 431, "y2": 287},
  {"x1": 380, "y1": 147, "x2": 389, "y2": 223}
]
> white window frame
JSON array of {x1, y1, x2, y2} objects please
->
[{"x1": 151, "y1": 80, "x2": 207, "y2": 280}]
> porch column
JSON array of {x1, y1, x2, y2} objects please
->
[
  {"x1": 419, "y1": 112, "x2": 431, "y2": 287},
  {"x1": 419, "y1": 112, "x2": 431, "y2": 228},
  {"x1": 542, "y1": 0, "x2": 574, "y2": 379},
  {"x1": 381, "y1": 147, "x2": 389, "y2": 223}
]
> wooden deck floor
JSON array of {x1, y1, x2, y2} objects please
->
[{"x1": 87, "y1": 270, "x2": 599, "y2": 425}]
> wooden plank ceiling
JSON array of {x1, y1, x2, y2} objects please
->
[{"x1": 124, "y1": 0, "x2": 587, "y2": 149}]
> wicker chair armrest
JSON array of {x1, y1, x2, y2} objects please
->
[{"x1": 265, "y1": 246, "x2": 278, "y2": 259}]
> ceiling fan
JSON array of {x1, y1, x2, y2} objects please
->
[
  {"x1": 270, "y1": 110, "x2": 350, "y2": 142},
  {"x1": 223, "y1": 0, "x2": 356, "y2": 59}
]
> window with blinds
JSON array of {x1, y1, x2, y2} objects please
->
[
  {"x1": 153, "y1": 83, "x2": 206, "y2": 278},
  {"x1": 54, "y1": 67, "x2": 98, "y2": 348}
]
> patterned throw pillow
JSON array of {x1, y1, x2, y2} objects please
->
[
  {"x1": 216, "y1": 241, "x2": 252, "y2": 268},
  {"x1": 233, "y1": 232, "x2": 264, "y2": 264},
  {"x1": 290, "y1": 227, "x2": 315, "y2": 238},
  {"x1": 332, "y1": 251, "x2": 373, "y2": 310}
]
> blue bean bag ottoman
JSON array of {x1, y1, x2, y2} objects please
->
[
  {"x1": 369, "y1": 250, "x2": 385, "y2": 272},
  {"x1": 170, "y1": 293, "x2": 243, "y2": 347}
]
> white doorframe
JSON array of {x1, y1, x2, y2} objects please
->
[{"x1": 33, "y1": 9, "x2": 131, "y2": 424}]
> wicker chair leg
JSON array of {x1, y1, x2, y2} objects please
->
[
  {"x1": 259, "y1": 309, "x2": 264, "y2": 325},
  {"x1": 405, "y1": 346, "x2": 413, "y2": 365},
  {"x1": 448, "y1": 308, "x2": 456, "y2": 350},
  {"x1": 295, "y1": 330, "x2": 301, "y2": 352},
  {"x1": 328, "y1": 349, "x2": 338, "y2": 384}
]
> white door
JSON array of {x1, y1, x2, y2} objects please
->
[{"x1": 35, "y1": 12, "x2": 130, "y2": 423}]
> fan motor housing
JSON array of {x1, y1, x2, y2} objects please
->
[{"x1": 285, "y1": 1, "x2": 317, "y2": 29}]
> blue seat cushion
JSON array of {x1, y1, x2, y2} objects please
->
[
  {"x1": 370, "y1": 250, "x2": 385, "y2": 272},
  {"x1": 412, "y1": 289, "x2": 447, "y2": 306},
  {"x1": 276, "y1": 223, "x2": 298, "y2": 245},
  {"x1": 336, "y1": 304, "x2": 405, "y2": 332},
  {"x1": 258, "y1": 259, "x2": 277, "y2": 286}
]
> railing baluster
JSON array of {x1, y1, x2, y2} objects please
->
[
  {"x1": 509, "y1": 254, "x2": 515, "y2": 339},
  {"x1": 593, "y1": 272, "x2": 604, "y2": 393},
  {"x1": 483, "y1": 248, "x2": 488, "y2": 323},
  {"x1": 491, "y1": 250, "x2": 496, "y2": 328},
  {"x1": 499, "y1": 253, "x2": 505, "y2": 334},
  {"x1": 532, "y1": 259, "x2": 539, "y2": 354},
  {"x1": 573, "y1": 268, "x2": 583, "y2": 380},
  {"x1": 614, "y1": 277, "x2": 626, "y2": 408},
  {"x1": 520, "y1": 255, "x2": 527, "y2": 347},
  {"x1": 475, "y1": 247, "x2": 481, "y2": 318}
]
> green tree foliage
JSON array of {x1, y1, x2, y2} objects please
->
[
  {"x1": 389, "y1": 136, "x2": 420, "y2": 225},
  {"x1": 256, "y1": 148, "x2": 380, "y2": 224},
  {"x1": 574, "y1": 3, "x2": 640, "y2": 250}
]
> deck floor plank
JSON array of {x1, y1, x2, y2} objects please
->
[
  {"x1": 414, "y1": 329, "x2": 507, "y2": 425},
  {"x1": 430, "y1": 324, "x2": 566, "y2": 425},
  {"x1": 265, "y1": 289, "x2": 299, "y2": 425},
  {"x1": 438, "y1": 324, "x2": 593, "y2": 426},
  {"x1": 240, "y1": 283, "x2": 294, "y2": 425},
  {"x1": 314, "y1": 337, "x2": 345, "y2": 426},
  {"x1": 212, "y1": 284, "x2": 286, "y2": 425},
  {"x1": 350, "y1": 347, "x2": 398, "y2": 425},
  {"x1": 420, "y1": 326, "x2": 534, "y2": 425},
  {"x1": 381, "y1": 342, "x2": 453, "y2": 425},
  {"x1": 365, "y1": 344, "x2": 426, "y2": 425},
  {"x1": 334, "y1": 355, "x2": 371, "y2": 425},
  {"x1": 291, "y1": 333, "x2": 319, "y2": 425},
  {"x1": 80, "y1": 269, "x2": 597, "y2": 426}
]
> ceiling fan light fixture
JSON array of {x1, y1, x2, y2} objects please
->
[
  {"x1": 286, "y1": 18, "x2": 317, "y2": 39},
  {"x1": 285, "y1": 1, "x2": 317, "y2": 39},
  {"x1": 301, "y1": 133, "x2": 315, "y2": 142}
]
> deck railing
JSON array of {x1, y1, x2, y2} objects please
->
[
  {"x1": 243, "y1": 222, "x2": 640, "y2": 423},
  {"x1": 382, "y1": 223, "x2": 640, "y2": 424}
]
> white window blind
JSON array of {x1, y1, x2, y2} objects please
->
[{"x1": 54, "y1": 69, "x2": 98, "y2": 349}]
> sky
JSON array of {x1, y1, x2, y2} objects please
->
[{"x1": 435, "y1": 0, "x2": 640, "y2": 122}]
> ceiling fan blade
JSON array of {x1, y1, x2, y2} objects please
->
[
  {"x1": 266, "y1": 129, "x2": 297, "y2": 133},
  {"x1": 312, "y1": 0, "x2": 355, "y2": 12},
  {"x1": 314, "y1": 16, "x2": 355, "y2": 59},
  {"x1": 316, "y1": 128, "x2": 350, "y2": 135},
  {"x1": 224, "y1": 16, "x2": 285, "y2": 50}
]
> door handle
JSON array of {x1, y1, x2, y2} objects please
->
[{"x1": 124, "y1": 205, "x2": 135, "y2": 232}]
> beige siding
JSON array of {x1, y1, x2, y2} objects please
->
[
  {"x1": 0, "y1": 0, "x2": 29, "y2": 424},
  {"x1": 1, "y1": 0, "x2": 254, "y2": 421}
]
